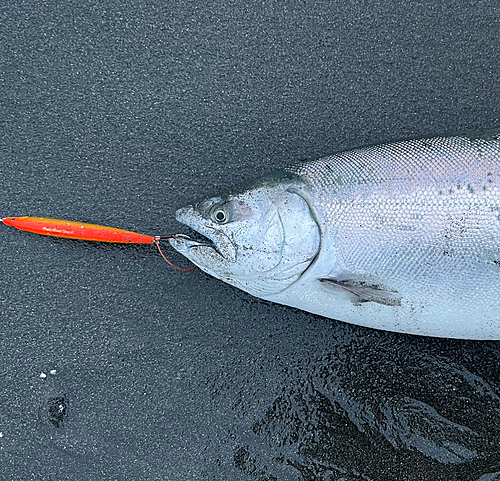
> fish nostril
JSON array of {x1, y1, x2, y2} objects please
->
[{"x1": 196, "y1": 197, "x2": 223, "y2": 216}]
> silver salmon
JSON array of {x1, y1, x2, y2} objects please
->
[{"x1": 170, "y1": 131, "x2": 500, "y2": 339}]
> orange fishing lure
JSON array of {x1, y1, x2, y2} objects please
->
[
  {"x1": 2, "y1": 216, "x2": 155, "y2": 243},
  {"x1": 1, "y1": 216, "x2": 196, "y2": 272}
]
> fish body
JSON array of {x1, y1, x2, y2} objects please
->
[{"x1": 170, "y1": 131, "x2": 500, "y2": 339}]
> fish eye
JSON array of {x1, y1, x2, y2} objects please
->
[{"x1": 212, "y1": 207, "x2": 228, "y2": 224}]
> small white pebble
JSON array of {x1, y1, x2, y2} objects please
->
[
  {"x1": 40, "y1": 372, "x2": 47, "y2": 378},
  {"x1": 49, "y1": 370, "x2": 57, "y2": 375},
  {"x1": 0, "y1": 432, "x2": 3, "y2": 438}
]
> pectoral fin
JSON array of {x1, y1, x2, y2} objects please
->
[{"x1": 319, "y1": 278, "x2": 402, "y2": 307}]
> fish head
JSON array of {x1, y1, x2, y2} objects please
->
[{"x1": 169, "y1": 176, "x2": 320, "y2": 297}]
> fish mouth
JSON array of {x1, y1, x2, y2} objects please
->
[
  {"x1": 169, "y1": 206, "x2": 237, "y2": 262},
  {"x1": 180, "y1": 226, "x2": 216, "y2": 248}
]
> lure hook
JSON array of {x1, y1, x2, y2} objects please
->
[{"x1": 154, "y1": 237, "x2": 197, "y2": 272}]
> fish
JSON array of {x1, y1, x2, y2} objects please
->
[{"x1": 169, "y1": 130, "x2": 500, "y2": 340}]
